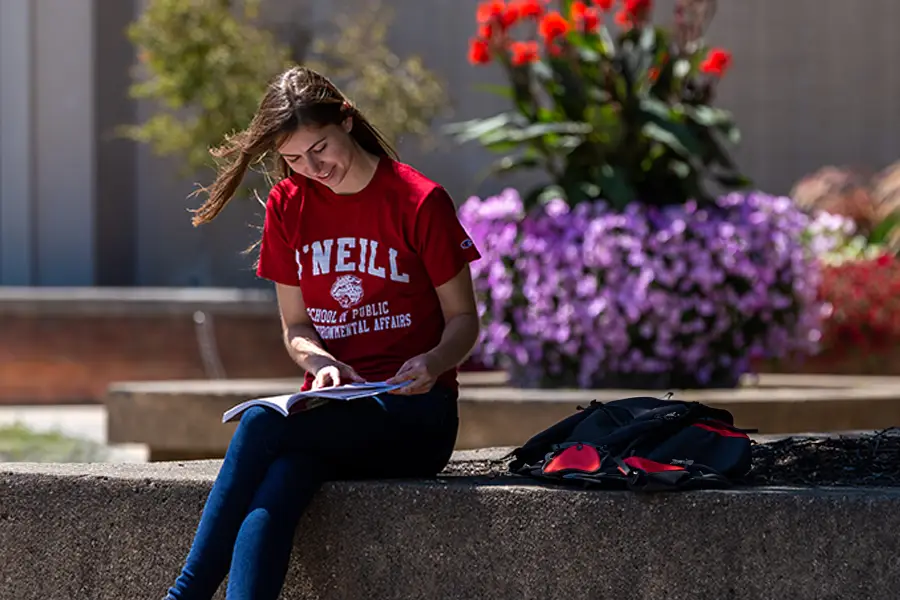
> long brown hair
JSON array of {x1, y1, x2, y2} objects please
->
[{"x1": 190, "y1": 66, "x2": 398, "y2": 226}]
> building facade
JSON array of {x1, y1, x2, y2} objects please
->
[{"x1": 1, "y1": 0, "x2": 898, "y2": 287}]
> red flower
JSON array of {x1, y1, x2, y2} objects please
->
[
  {"x1": 818, "y1": 257, "x2": 900, "y2": 353},
  {"x1": 570, "y1": 1, "x2": 600, "y2": 33},
  {"x1": 477, "y1": 0, "x2": 523, "y2": 37},
  {"x1": 624, "y1": 0, "x2": 652, "y2": 18},
  {"x1": 594, "y1": 0, "x2": 614, "y2": 10},
  {"x1": 477, "y1": 0, "x2": 506, "y2": 24},
  {"x1": 700, "y1": 48, "x2": 732, "y2": 77},
  {"x1": 614, "y1": 8, "x2": 632, "y2": 29},
  {"x1": 501, "y1": 2, "x2": 521, "y2": 28},
  {"x1": 538, "y1": 11, "x2": 571, "y2": 42},
  {"x1": 510, "y1": 40, "x2": 540, "y2": 66},
  {"x1": 648, "y1": 66, "x2": 659, "y2": 81},
  {"x1": 468, "y1": 38, "x2": 492, "y2": 65},
  {"x1": 514, "y1": 0, "x2": 544, "y2": 19}
]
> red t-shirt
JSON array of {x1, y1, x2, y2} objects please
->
[{"x1": 256, "y1": 157, "x2": 481, "y2": 391}]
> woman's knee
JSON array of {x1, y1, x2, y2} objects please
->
[
  {"x1": 231, "y1": 406, "x2": 286, "y2": 450},
  {"x1": 249, "y1": 453, "x2": 326, "y2": 516}
]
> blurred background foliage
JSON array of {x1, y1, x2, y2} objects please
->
[
  {"x1": 0, "y1": 424, "x2": 110, "y2": 463},
  {"x1": 123, "y1": 0, "x2": 449, "y2": 181},
  {"x1": 304, "y1": 0, "x2": 449, "y2": 150}
]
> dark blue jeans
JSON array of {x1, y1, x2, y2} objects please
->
[{"x1": 165, "y1": 385, "x2": 458, "y2": 600}]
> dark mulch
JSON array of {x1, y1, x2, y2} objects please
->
[
  {"x1": 442, "y1": 428, "x2": 900, "y2": 488},
  {"x1": 745, "y1": 428, "x2": 900, "y2": 487}
]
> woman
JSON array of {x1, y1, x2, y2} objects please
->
[{"x1": 164, "y1": 66, "x2": 481, "y2": 600}]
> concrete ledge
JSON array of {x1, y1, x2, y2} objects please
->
[
  {"x1": 105, "y1": 372, "x2": 509, "y2": 460},
  {"x1": 0, "y1": 286, "x2": 276, "y2": 316},
  {"x1": 107, "y1": 374, "x2": 900, "y2": 460},
  {"x1": 0, "y1": 288, "x2": 299, "y2": 406},
  {"x1": 2, "y1": 455, "x2": 900, "y2": 600}
]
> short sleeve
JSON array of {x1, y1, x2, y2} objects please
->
[
  {"x1": 413, "y1": 187, "x2": 482, "y2": 287},
  {"x1": 256, "y1": 186, "x2": 302, "y2": 286}
]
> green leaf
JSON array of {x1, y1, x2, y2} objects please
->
[
  {"x1": 712, "y1": 172, "x2": 753, "y2": 188},
  {"x1": 575, "y1": 46, "x2": 602, "y2": 63},
  {"x1": 596, "y1": 164, "x2": 635, "y2": 207},
  {"x1": 485, "y1": 121, "x2": 593, "y2": 144},
  {"x1": 481, "y1": 139, "x2": 521, "y2": 153},
  {"x1": 548, "y1": 56, "x2": 590, "y2": 120},
  {"x1": 715, "y1": 119, "x2": 741, "y2": 145},
  {"x1": 490, "y1": 154, "x2": 542, "y2": 175},
  {"x1": 530, "y1": 60, "x2": 555, "y2": 83},
  {"x1": 869, "y1": 211, "x2": 900, "y2": 245},
  {"x1": 642, "y1": 122, "x2": 691, "y2": 157},
  {"x1": 537, "y1": 185, "x2": 567, "y2": 205},
  {"x1": 669, "y1": 160, "x2": 692, "y2": 179},
  {"x1": 638, "y1": 26, "x2": 657, "y2": 53},
  {"x1": 547, "y1": 135, "x2": 585, "y2": 151},
  {"x1": 471, "y1": 83, "x2": 514, "y2": 100},
  {"x1": 586, "y1": 87, "x2": 612, "y2": 104},
  {"x1": 584, "y1": 103, "x2": 619, "y2": 129},
  {"x1": 521, "y1": 184, "x2": 565, "y2": 210},
  {"x1": 691, "y1": 126, "x2": 738, "y2": 170},
  {"x1": 442, "y1": 112, "x2": 523, "y2": 143},
  {"x1": 578, "y1": 181, "x2": 602, "y2": 198},
  {"x1": 639, "y1": 97, "x2": 676, "y2": 121},
  {"x1": 639, "y1": 102, "x2": 705, "y2": 158},
  {"x1": 599, "y1": 26, "x2": 616, "y2": 55},
  {"x1": 685, "y1": 105, "x2": 735, "y2": 129}
]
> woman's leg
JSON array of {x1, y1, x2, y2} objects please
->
[
  {"x1": 225, "y1": 452, "x2": 326, "y2": 600},
  {"x1": 220, "y1": 385, "x2": 460, "y2": 600},
  {"x1": 327, "y1": 385, "x2": 460, "y2": 480},
  {"x1": 165, "y1": 385, "x2": 458, "y2": 599},
  {"x1": 165, "y1": 406, "x2": 288, "y2": 600}
]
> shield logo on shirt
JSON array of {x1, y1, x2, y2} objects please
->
[{"x1": 330, "y1": 274, "x2": 365, "y2": 309}]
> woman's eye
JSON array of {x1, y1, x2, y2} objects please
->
[{"x1": 314, "y1": 145, "x2": 326, "y2": 154}]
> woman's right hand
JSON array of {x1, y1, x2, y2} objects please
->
[{"x1": 310, "y1": 359, "x2": 365, "y2": 390}]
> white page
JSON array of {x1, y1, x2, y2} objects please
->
[{"x1": 306, "y1": 381, "x2": 410, "y2": 400}]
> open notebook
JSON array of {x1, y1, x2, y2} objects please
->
[{"x1": 221, "y1": 381, "x2": 410, "y2": 423}]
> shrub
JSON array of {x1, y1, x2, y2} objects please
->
[
  {"x1": 819, "y1": 255, "x2": 900, "y2": 352},
  {"x1": 791, "y1": 163, "x2": 900, "y2": 258},
  {"x1": 123, "y1": 0, "x2": 292, "y2": 175},
  {"x1": 124, "y1": 0, "x2": 448, "y2": 180},
  {"x1": 791, "y1": 166, "x2": 879, "y2": 234},
  {"x1": 459, "y1": 189, "x2": 847, "y2": 388},
  {"x1": 304, "y1": 0, "x2": 450, "y2": 149}
]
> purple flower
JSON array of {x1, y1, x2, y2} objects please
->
[{"x1": 459, "y1": 188, "x2": 846, "y2": 387}]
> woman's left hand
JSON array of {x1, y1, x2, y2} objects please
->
[{"x1": 386, "y1": 353, "x2": 442, "y2": 395}]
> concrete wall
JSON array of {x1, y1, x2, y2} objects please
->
[
  {"x1": 2, "y1": 460, "x2": 900, "y2": 600},
  {"x1": 1, "y1": 0, "x2": 899, "y2": 287}
]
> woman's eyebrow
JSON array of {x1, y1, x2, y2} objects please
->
[{"x1": 281, "y1": 137, "x2": 326, "y2": 158}]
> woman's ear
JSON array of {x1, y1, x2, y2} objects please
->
[{"x1": 342, "y1": 115, "x2": 353, "y2": 133}]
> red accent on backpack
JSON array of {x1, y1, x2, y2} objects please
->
[{"x1": 543, "y1": 444, "x2": 603, "y2": 474}]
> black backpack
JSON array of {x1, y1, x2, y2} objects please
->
[{"x1": 508, "y1": 395, "x2": 754, "y2": 492}]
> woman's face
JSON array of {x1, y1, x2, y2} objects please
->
[{"x1": 277, "y1": 117, "x2": 356, "y2": 190}]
